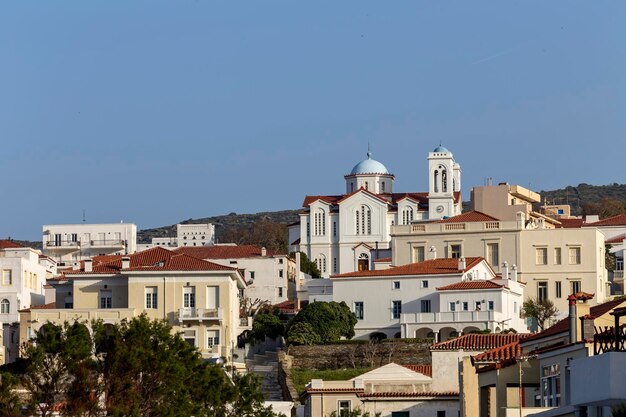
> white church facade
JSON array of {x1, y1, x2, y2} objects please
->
[{"x1": 291, "y1": 146, "x2": 462, "y2": 277}]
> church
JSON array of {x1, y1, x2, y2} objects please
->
[{"x1": 290, "y1": 146, "x2": 462, "y2": 277}]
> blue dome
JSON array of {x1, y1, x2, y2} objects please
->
[
  {"x1": 433, "y1": 145, "x2": 450, "y2": 153},
  {"x1": 350, "y1": 150, "x2": 389, "y2": 175}
]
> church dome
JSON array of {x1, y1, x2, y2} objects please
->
[
  {"x1": 433, "y1": 145, "x2": 450, "y2": 153},
  {"x1": 350, "y1": 150, "x2": 389, "y2": 175}
]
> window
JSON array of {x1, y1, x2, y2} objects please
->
[
  {"x1": 437, "y1": 411, "x2": 446, "y2": 417},
  {"x1": 338, "y1": 400, "x2": 351, "y2": 415},
  {"x1": 316, "y1": 255, "x2": 327, "y2": 274},
  {"x1": 450, "y1": 244, "x2": 462, "y2": 259},
  {"x1": 314, "y1": 209, "x2": 326, "y2": 236},
  {"x1": 278, "y1": 287, "x2": 284, "y2": 298},
  {"x1": 392, "y1": 412, "x2": 410, "y2": 417},
  {"x1": 421, "y1": 280, "x2": 429, "y2": 289},
  {"x1": 487, "y1": 243, "x2": 499, "y2": 268},
  {"x1": 1, "y1": 270, "x2": 11, "y2": 285},
  {"x1": 145, "y1": 287, "x2": 157, "y2": 309},
  {"x1": 206, "y1": 286, "x2": 219, "y2": 309},
  {"x1": 306, "y1": 222, "x2": 310, "y2": 237},
  {"x1": 355, "y1": 205, "x2": 371, "y2": 235},
  {"x1": 381, "y1": 182, "x2": 386, "y2": 192},
  {"x1": 554, "y1": 248, "x2": 562, "y2": 265},
  {"x1": 536, "y1": 248, "x2": 548, "y2": 265},
  {"x1": 250, "y1": 271, "x2": 255, "y2": 279},
  {"x1": 475, "y1": 301, "x2": 482, "y2": 311},
  {"x1": 333, "y1": 257, "x2": 337, "y2": 273},
  {"x1": 333, "y1": 222, "x2": 337, "y2": 237},
  {"x1": 462, "y1": 302, "x2": 469, "y2": 311},
  {"x1": 556, "y1": 281, "x2": 562, "y2": 298},
  {"x1": 402, "y1": 207, "x2": 414, "y2": 225},
  {"x1": 421, "y1": 300, "x2": 431, "y2": 313},
  {"x1": 100, "y1": 290, "x2": 112, "y2": 309},
  {"x1": 412, "y1": 246, "x2": 425, "y2": 263},
  {"x1": 279, "y1": 269, "x2": 284, "y2": 278},
  {"x1": 364, "y1": 181, "x2": 368, "y2": 190},
  {"x1": 488, "y1": 301, "x2": 494, "y2": 310},
  {"x1": 392, "y1": 281, "x2": 400, "y2": 290},
  {"x1": 569, "y1": 247, "x2": 581, "y2": 264},
  {"x1": 71, "y1": 233, "x2": 78, "y2": 242},
  {"x1": 354, "y1": 302, "x2": 364, "y2": 320},
  {"x1": 541, "y1": 364, "x2": 561, "y2": 407},
  {"x1": 392, "y1": 301, "x2": 402, "y2": 319},
  {"x1": 570, "y1": 280, "x2": 581, "y2": 295},
  {"x1": 0, "y1": 299, "x2": 9, "y2": 314},
  {"x1": 538, "y1": 281, "x2": 548, "y2": 302},
  {"x1": 207, "y1": 330, "x2": 220, "y2": 347},
  {"x1": 183, "y1": 286, "x2": 196, "y2": 308},
  {"x1": 449, "y1": 302, "x2": 456, "y2": 312}
]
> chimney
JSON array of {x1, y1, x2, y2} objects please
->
[
  {"x1": 261, "y1": 247, "x2": 267, "y2": 257},
  {"x1": 510, "y1": 264, "x2": 518, "y2": 282},
  {"x1": 576, "y1": 298, "x2": 591, "y2": 342},
  {"x1": 122, "y1": 256, "x2": 131, "y2": 269},
  {"x1": 580, "y1": 315, "x2": 595, "y2": 342},
  {"x1": 568, "y1": 295, "x2": 577, "y2": 344},
  {"x1": 502, "y1": 261, "x2": 509, "y2": 280},
  {"x1": 458, "y1": 257, "x2": 466, "y2": 271},
  {"x1": 429, "y1": 246, "x2": 437, "y2": 260},
  {"x1": 84, "y1": 258, "x2": 93, "y2": 273}
]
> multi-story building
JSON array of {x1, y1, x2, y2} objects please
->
[
  {"x1": 331, "y1": 257, "x2": 527, "y2": 340},
  {"x1": 136, "y1": 223, "x2": 216, "y2": 251},
  {"x1": 42, "y1": 223, "x2": 137, "y2": 266},
  {"x1": 174, "y1": 244, "x2": 296, "y2": 305},
  {"x1": 20, "y1": 246, "x2": 245, "y2": 360},
  {"x1": 291, "y1": 146, "x2": 462, "y2": 277},
  {"x1": 0, "y1": 240, "x2": 53, "y2": 363},
  {"x1": 391, "y1": 210, "x2": 609, "y2": 314}
]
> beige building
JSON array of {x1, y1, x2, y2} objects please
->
[
  {"x1": 19, "y1": 247, "x2": 246, "y2": 360},
  {"x1": 391, "y1": 211, "x2": 608, "y2": 315},
  {"x1": 471, "y1": 183, "x2": 541, "y2": 222}
]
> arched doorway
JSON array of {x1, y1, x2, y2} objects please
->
[
  {"x1": 439, "y1": 327, "x2": 458, "y2": 341},
  {"x1": 370, "y1": 332, "x2": 387, "y2": 341},
  {"x1": 358, "y1": 253, "x2": 370, "y2": 271},
  {"x1": 415, "y1": 327, "x2": 434, "y2": 340}
]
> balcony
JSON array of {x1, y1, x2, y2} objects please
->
[
  {"x1": 45, "y1": 240, "x2": 81, "y2": 253},
  {"x1": 89, "y1": 239, "x2": 126, "y2": 249},
  {"x1": 613, "y1": 270, "x2": 624, "y2": 281},
  {"x1": 177, "y1": 307, "x2": 223, "y2": 323},
  {"x1": 405, "y1": 221, "x2": 504, "y2": 234},
  {"x1": 29, "y1": 308, "x2": 137, "y2": 324},
  {"x1": 401, "y1": 310, "x2": 497, "y2": 324}
]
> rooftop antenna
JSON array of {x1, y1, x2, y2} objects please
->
[
  {"x1": 367, "y1": 141, "x2": 371, "y2": 159},
  {"x1": 82, "y1": 209, "x2": 86, "y2": 223}
]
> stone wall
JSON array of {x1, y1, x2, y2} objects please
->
[
  {"x1": 287, "y1": 341, "x2": 432, "y2": 370},
  {"x1": 277, "y1": 350, "x2": 299, "y2": 404}
]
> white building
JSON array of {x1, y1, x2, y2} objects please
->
[
  {"x1": 331, "y1": 257, "x2": 526, "y2": 340},
  {"x1": 137, "y1": 223, "x2": 216, "y2": 251},
  {"x1": 0, "y1": 240, "x2": 54, "y2": 363},
  {"x1": 292, "y1": 146, "x2": 462, "y2": 277},
  {"x1": 174, "y1": 244, "x2": 295, "y2": 306},
  {"x1": 42, "y1": 223, "x2": 137, "y2": 266}
]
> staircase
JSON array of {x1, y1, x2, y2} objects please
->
[{"x1": 246, "y1": 350, "x2": 284, "y2": 401}]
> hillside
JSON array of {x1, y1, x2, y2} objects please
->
[{"x1": 539, "y1": 183, "x2": 626, "y2": 216}]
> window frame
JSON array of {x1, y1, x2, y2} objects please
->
[
  {"x1": 392, "y1": 300, "x2": 402, "y2": 319},
  {"x1": 354, "y1": 301, "x2": 364, "y2": 320}
]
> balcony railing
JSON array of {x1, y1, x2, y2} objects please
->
[
  {"x1": 401, "y1": 310, "x2": 496, "y2": 324},
  {"x1": 614, "y1": 270, "x2": 624, "y2": 280},
  {"x1": 178, "y1": 307, "x2": 223, "y2": 323},
  {"x1": 46, "y1": 241, "x2": 80, "y2": 248},
  {"x1": 89, "y1": 239, "x2": 125, "y2": 247}
]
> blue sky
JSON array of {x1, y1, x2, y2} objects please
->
[{"x1": 1, "y1": 2, "x2": 625, "y2": 240}]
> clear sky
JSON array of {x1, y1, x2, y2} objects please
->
[{"x1": 1, "y1": 2, "x2": 625, "y2": 240}]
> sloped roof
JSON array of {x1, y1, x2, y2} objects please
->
[
  {"x1": 437, "y1": 211, "x2": 499, "y2": 223},
  {"x1": 0, "y1": 240, "x2": 24, "y2": 249},
  {"x1": 350, "y1": 363, "x2": 431, "y2": 382},
  {"x1": 431, "y1": 333, "x2": 528, "y2": 351},
  {"x1": 471, "y1": 341, "x2": 522, "y2": 364},
  {"x1": 332, "y1": 257, "x2": 484, "y2": 279},
  {"x1": 605, "y1": 234, "x2": 626, "y2": 244},
  {"x1": 357, "y1": 391, "x2": 458, "y2": 399},
  {"x1": 174, "y1": 245, "x2": 279, "y2": 259},
  {"x1": 584, "y1": 214, "x2": 626, "y2": 227},
  {"x1": 19, "y1": 302, "x2": 57, "y2": 313},
  {"x1": 403, "y1": 364, "x2": 432, "y2": 377},
  {"x1": 436, "y1": 280, "x2": 505, "y2": 291},
  {"x1": 555, "y1": 218, "x2": 585, "y2": 229},
  {"x1": 302, "y1": 191, "x2": 461, "y2": 208}
]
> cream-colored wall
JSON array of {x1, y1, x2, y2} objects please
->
[
  {"x1": 471, "y1": 184, "x2": 536, "y2": 222},
  {"x1": 460, "y1": 357, "x2": 480, "y2": 417},
  {"x1": 72, "y1": 277, "x2": 129, "y2": 309},
  {"x1": 431, "y1": 350, "x2": 478, "y2": 392}
]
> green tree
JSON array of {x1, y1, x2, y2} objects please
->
[
  {"x1": 606, "y1": 244, "x2": 617, "y2": 272},
  {"x1": 248, "y1": 307, "x2": 285, "y2": 344},
  {"x1": 0, "y1": 372, "x2": 23, "y2": 417},
  {"x1": 286, "y1": 322, "x2": 321, "y2": 346},
  {"x1": 291, "y1": 252, "x2": 321, "y2": 278},
  {"x1": 287, "y1": 301, "x2": 357, "y2": 344},
  {"x1": 522, "y1": 297, "x2": 559, "y2": 331}
]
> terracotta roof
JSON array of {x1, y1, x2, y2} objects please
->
[
  {"x1": 19, "y1": 302, "x2": 56, "y2": 312},
  {"x1": 605, "y1": 234, "x2": 626, "y2": 244},
  {"x1": 65, "y1": 247, "x2": 236, "y2": 275},
  {"x1": 274, "y1": 299, "x2": 308, "y2": 313},
  {"x1": 374, "y1": 257, "x2": 392, "y2": 263},
  {"x1": 431, "y1": 333, "x2": 528, "y2": 351},
  {"x1": 471, "y1": 341, "x2": 522, "y2": 364},
  {"x1": 306, "y1": 388, "x2": 364, "y2": 394},
  {"x1": 302, "y1": 191, "x2": 461, "y2": 208},
  {"x1": 0, "y1": 240, "x2": 24, "y2": 249},
  {"x1": 332, "y1": 257, "x2": 484, "y2": 279},
  {"x1": 174, "y1": 245, "x2": 278, "y2": 259},
  {"x1": 584, "y1": 214, "x2": 626, "y2": 227},
  {"x1": 555, "y1": 218, "x2": 584, "y2": 228},
  {"x1": 437, "y1": 211, "x2": 499, "y2": 223},
  {"x1": 523, "y1": 297, "x2": 626, "y2": 343},
  {"x1": 357, "y1": 391, "x2": 458, "y2": 399},
  {"x1": 436, "y1": 280, "x2": 506, "y2": 291},
  {"x1": 403, "y1": 364, "x2": 432, "y2": 377}
]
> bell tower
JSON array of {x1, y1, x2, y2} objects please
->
[{"x1": 428, "y1": 145, "x2": 461, "y2": 219}]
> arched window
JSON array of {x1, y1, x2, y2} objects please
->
[
  {"x1": 355, "y1": 205, "x2": 372, "y2": 235},
  {"x1": 358, "y1": 253, "x2": 369, "y2": 271},
  {"x1": 0, "y1": 299, "x2": 9, "y2": 314},
  {"x1": 402, "y1": 207, "x2": 414, "y2": 225},
  {"x1": 316, "y1": 254, "x2": 327, "y2": 274},
  {"x1": 442, "y1": 169, "x2": 448, "y2": 192},
  {"x1": 314, "y1": 209, "x2": 326, "y2": 236},
  {"x1": 381, "y1": 182, "x2": 386, "y2": 192},
  {"x1": 434, "y1": 170, "x2": 439, "y2": 193}
]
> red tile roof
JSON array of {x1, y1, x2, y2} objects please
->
[
  {"x1": 437, "y1": 211, "x2": 499, "y2": 223},
  {"x1": 302, "y1": 191, "x2": 461, "y2": 208},
  {"x1": 0, "y1": 240, "x2": 24, "y2": 249},
  {"x1": 584, "y1": 214, "x2": 626, "y2": 227},
  {"x1": 174, "y1": 245, "x2": 279, "y2": 259},
  {"x1": 523, "y1": 298, "x2": 626, "y2": 343},
  {"x1": 274, "y1": 299, "x2": 308, "y2": 313},
  {"x1": 436, "y1": 280, "x2": 504, "y2": 291},
  {"x1": 555, "y1": 218, "x2": 584, "y2": 228},
  {"x1": 471, "y1": 341, "x2": 522, "y2": 364},
  {"x1": 65, "y1": 247, "x2": 236, "y2": 275},
  {"x1": 605, "y1": 234, "x2": 626, "y2": 244},
  {"x1": 332, "y1": 257, "x2": 484, "y2": 279},
  {"x1": 431, "y1": 333, "x2": 528, "y2": 351},
  {"x1": 403, "y1": 364, "x2": 432, "y2": 377},
  {"x1": 19, "y1": 302, "x2": 57, "y2": 312},
  {"x1": 357, "y1": 391, "x2": 459, "y2": 399}
]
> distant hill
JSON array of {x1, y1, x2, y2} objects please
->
[{"x1": 539, "y1": 183, "x2": 626, "y2": 216}]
